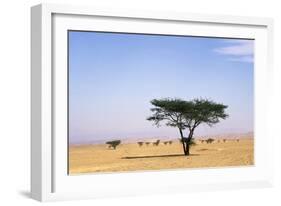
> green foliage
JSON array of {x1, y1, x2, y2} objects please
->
[
  {"x1": 106, "y1": 140, "x2": 121, "y2": 149},
  {"x1": 147, "y1": 98, "x2": 228, "y2": 130},
  {"x1": 188, "y1": 99, "x2": 229, "y2": 127},
  {"x1": 147, "y1": 98, "x2": 192, "y2": 129}
]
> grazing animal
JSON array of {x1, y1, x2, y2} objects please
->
[
  {"x1": 206, "y1": 138, "x2": 214, "y2": 144},
  {"x1": 106, "y1": 140, "x2": 121, "y2": 149},
  {"x1": 137, "y1": 142, "x2": 144, "y2": 147},
  {"x1": 153, "y1": 140, "x2": 160, "y2": 146},
  {"x1": 145, "y1": 142, "x2": 150, "y2": 146},
  {"x1": 163, "y1": 141, "x2": 168, "y2": 145}
]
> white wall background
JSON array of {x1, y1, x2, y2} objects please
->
[{"x1": 0, "y1": 0, "x2": 280, "y2": 205}]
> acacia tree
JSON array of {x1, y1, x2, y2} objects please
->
[{"x1": 147, "y1": 98, "x2": 228, "y2": 155}]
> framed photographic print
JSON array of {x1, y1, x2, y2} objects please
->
[{"x1": 31, "y1": 3, "x2": 274, "y2": 201}]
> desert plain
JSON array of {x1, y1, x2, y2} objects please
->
[{"x1": 69, "y1": 136, "x2": 254, "y2": 174}]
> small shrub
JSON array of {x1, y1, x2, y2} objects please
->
[
  {"x1": 180, "y1": 138, "x2": 196, "y2": 146},
  {"x1": 206, "y1": 138, "x2": 214, "y2": 144},
  {"x1": 106, "y1": 140, "x2": 121, "y2": 149}
]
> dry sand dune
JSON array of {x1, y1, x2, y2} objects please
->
[{"x1": 69, "y1": 138, "x2": 254, "y2": 174}]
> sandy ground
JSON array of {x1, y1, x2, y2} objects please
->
[{"x1": 69, "y1": 138, "x2": 254, "y2": 174}]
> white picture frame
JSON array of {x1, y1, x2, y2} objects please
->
[{"x1": 31, "y1": 3, "x2": 274, "y2": 202}]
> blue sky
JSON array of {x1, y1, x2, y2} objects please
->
[{"x1": 69, "y1": 31, "x2": 254, "y2": 144}]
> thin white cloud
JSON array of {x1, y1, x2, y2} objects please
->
[
  {"x1": 213, "y1": 40, "x2": 254, "y2": 63},
  {"x1": 228, "y1": 56, "x2": 254, "y2": 63}
]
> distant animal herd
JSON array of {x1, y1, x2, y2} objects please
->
[
  {"x1": 105, "y1": 138, "x2": 240, "y2": 149},
  {"x1": 137, "y1": 140, "x2": 172, "y2": 147}
]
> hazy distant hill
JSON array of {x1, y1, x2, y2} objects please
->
[
  {"x1": 121, "y1": 132, "x2": 254, "y2": 143},
  {"x1": 70, "y1": 132, "x2": 253, "y2": 145},
  {"x1": 194, "y1": 132, "x2": 253, "y2": 139}
]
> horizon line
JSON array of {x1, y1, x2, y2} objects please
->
[{"x1": 69, "y1": 131, "x2": 254, "y2": 145}]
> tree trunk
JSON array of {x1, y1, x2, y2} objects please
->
[
  {"x1": 185, "y1": 143, "x2": 190, "y2": 155},
  {"x1": 178, "y1": 128, "x2": 187, "y2": 155},
  {"x1": 184, "y1": 129, "x2": 194, "y2": 156}
]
